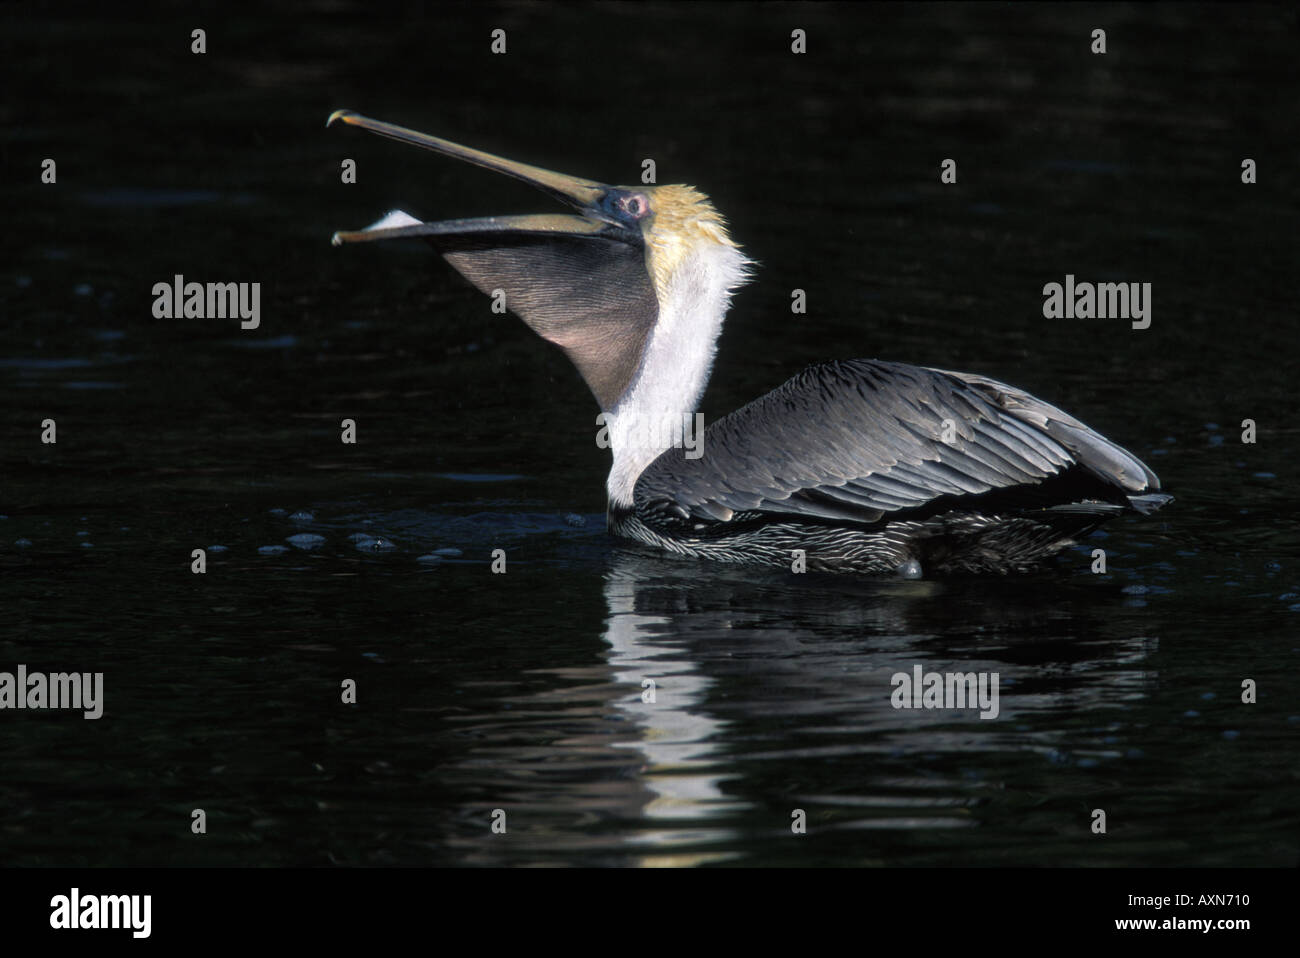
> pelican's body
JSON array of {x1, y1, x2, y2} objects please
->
[{"x1": 330, "y1": 111, "x2": 1170, "y2": 576}]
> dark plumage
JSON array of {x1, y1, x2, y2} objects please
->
[{"x1": 616, "y1": 360, "x2": 1170, "y2": 575}]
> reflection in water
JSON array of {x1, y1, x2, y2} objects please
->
[
  {"x1": 603, "y1": 557, "x2": 747, "y2": 864},
  {"x1": 590, "y1": 550, "x2": 1175, "y2": 864}
]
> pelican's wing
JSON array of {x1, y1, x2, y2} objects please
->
[{"x1": 634, "y1": 359, "x2": 1167, "y2": 526}]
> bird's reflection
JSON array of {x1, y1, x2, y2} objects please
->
[
  {"x1": 596, "y1": 547, "x2": 1158, "y2": 863},
  {"x1": 602, "y1": 554, "x2": 751, "y2": 864}
]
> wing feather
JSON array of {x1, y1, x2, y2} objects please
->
[{"x1": 633, "y1": 359, "x2": 1162, "y2": 526}]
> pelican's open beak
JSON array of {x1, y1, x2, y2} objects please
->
[
  {"x1": 327, "y1": 110, "x2": 630, "y2": 246},
  {"x1": 325, "y1": 110, "x2": 659, "y2": 412}
]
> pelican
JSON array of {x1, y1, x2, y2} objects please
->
[{"x1": 328, "y1": 110, "x2": 1171, "y2": 576}]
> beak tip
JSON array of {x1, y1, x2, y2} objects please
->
[
  {"x1": 330, "y1": 231, "x2": 344, "y2": 246},
  {"x1": 327, "y1": 109, "x2": 355, "y2": 129}
]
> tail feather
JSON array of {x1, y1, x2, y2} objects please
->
[{"x1": 1127, "y1": 492, "x2": 1174, "y2": 515}]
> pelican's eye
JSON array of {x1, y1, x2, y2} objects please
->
[{"x1": 617, "y1": 193, "x2": 650, "y2": 220}]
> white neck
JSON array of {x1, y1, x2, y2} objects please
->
[{"x1": 604, "y1": 242, "x2": 750, "y2": 507}]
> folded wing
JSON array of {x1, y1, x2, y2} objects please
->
[{"x1": 634, "y1": 359, "x2": 1165, "y2": 526}]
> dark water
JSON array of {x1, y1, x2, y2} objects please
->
[{"x1": 2, "y1": 3, "x2": 1298, "y2": 866}]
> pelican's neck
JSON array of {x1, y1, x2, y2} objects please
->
[{"x1": 604, "y1": 242, "x2": 750, "y2": 508}]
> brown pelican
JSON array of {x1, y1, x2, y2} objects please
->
[{"x1": 328, "y1": 110, "x2": 1171, "y2": 576}]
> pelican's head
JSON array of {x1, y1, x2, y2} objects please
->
[{"x1": 328, "y1": 111, "x2": 751, "y2": 417}]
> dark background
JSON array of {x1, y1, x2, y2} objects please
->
[{"x1": 1, "y1": 2, "x2": 1297, "y2": 866}]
